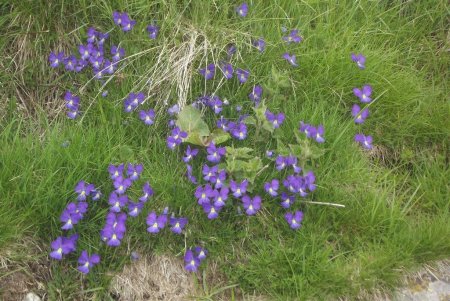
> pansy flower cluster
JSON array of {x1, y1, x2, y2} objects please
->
[{"x1": 350, "y1": 53, "x2": 375, "y2": 149}]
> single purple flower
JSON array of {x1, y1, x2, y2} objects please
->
[
  {"x1": 146, "y1": 211, "x2": 168, "y2": 233},
  {"x1": 195, "y1": 184, "x2": 214, "y2": 205},
  {"x1": 202, "y1": 164, "x2": 218, "y2": 182},
  {"x1": 314, "y1": 125, "x2": 325, "y2": 143},
  {"x1": 231, "y1": 122, "x2": 247, "y2": 140},
  {"x1": 220, "y1": 63, "x2": 233, "y2": 79},
  {"x1": 227, "y1": 44, "x2": 237, "y2": 57},
  {"x1": 64, "y1": 91, "x2": 80, "y2": 111},
  {"x1": 236, "y1": 3, "x2": 248, "y2": 17},
  {"x1": 86, "y1": 27, "x2": 97, "y2": 43},
  {"x1": 283, "y1": 53, "x2": 298, "y2": 67},
  {"x1": 208, "y1": 96, "x2": 223, "y2": 114},
  {"x1": 285, "y1": 211, "x2": 304, "y2": 230},
  {"x1": 353, "y1": 85, "x2": 373, "y2": 103},
  {"x1": 102, "y1": 224, "x2": 125, "y2": 247},
  {"x1": 230, "y1": 179, "x2": 248, "y2": 198},
  {"x1": 202, "y1": 202, "x2": 221, "y2": 219},
  {"x1": 253, "y1": 38, "x2": 265, "y2": 52},
  {"x1": 213, "y1": 187, "x2": 229, "y2": 208},
  {"x1": 139, "y1": 182, "x2": 154, "y2": 202},
  {"x1": 168, "y1": 104, "x2": 180, "y2": 116},
  {"x1": 236, "y1": 68, "x2": 249, "y2": 83},
  {"x1": 91, "y1": 189, "x2": 102, "y2": 201},
  {"x1": 264, "y1": 179, "x2": 279, "y2": 197},
  {"x1": 113, "y1": 177, "x2": 132, "y2": 194},
  {"x1": 139, "y1": 109, "x2": 155, "y2": 125},
  {"x1": 128, "y1": 201, "x2": 144, "y2": 217},
  {"x1": 265, "y1": 110, "x2": 285, "y2": 128},
  {"x1": 169, "y1": 217, "x2": 188, "y2": 234},
  {"x1": 147, "y1": 24, "x2": 159, "y2": 39},
  {"x1": 280, "y1": 192, "x2": 295, "y2": 209},
  {"x1": 67, "y1": 110, "x2": 79, "y2": 119},
  {"x1": 351, "y1": 104, "x2": 369, "y2": 124},
  {"x1": 354, "y1": 133, "x2": 373, "y2": 149},
  {"x1": 74, "y1": 181, "x2": 94, "y2": 201},
  {"x1": 184, "y1": 249, "x2": 200, "y2": 272},
  {"x1": 194, "y1": 246, "x2": 208, "y2": 261},
  {"x1": 64, "y1": 55, "x2": 77, "y2": 71},
  {"x1": 283, "y1": 29, "x2": 302, "y2": 44},
  {"x1": 185, "y1": 164, "x2": 198, "y2": 184},
  {"x1": 351, "y1": 53, "x2": 366, "y2": 69},
  {"x1": 97, "y1": 32, "x2": 109, "y2": 45},
  {"x1": 199, "y1": 63, "x2": 215, "y2": 80},
  {"x1": 108, "y1": 164, "x2": 124, "y2": 180},
  {"x1": 183, "y1": 146, "x2": 199, "y2": 163},
  {"x1": 109, "y1": 192, "x2": 128, "y2": 212},
  {"x1": 103, "y1": 59, "x2": 117, "y2": 74},
  {"x1": 77, "y1": 250, "x2": 100, "y2": 274},
  {"x1": 249, "y1": 85, "x2": 263, "y2": 105},
  {"x1": 242, "y1": 195, "x2": 262, "y2": 215},
  {"x1": 127, "y1": 163, "x2": 143, "y2": 181},
  {"x1": 210, "y1": 169, "x2": 227, "y2": 189},
  {"x1": 206, "y1": 142, "x2": 226, "y2": 163},
  {"x1": 275, "y1": 155, "x2": 287, "y2": 170},
  {"x1": 49, "y1": 51, "x2": 64, "y2": 68},
  {"x1": 50, "y1": 234, "x2": 78, "y2": 260},
  {"x1": 266, "y1": 150, "x2": 274, "y2": 158},
  {"x1": 111, "y1": 45, "x2": 125, "y2": 62}
]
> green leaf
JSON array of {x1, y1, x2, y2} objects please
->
[
  {"x1": 176, "y1": 106, "x2": 210, "y2": 136},
  {"x1": 243, "y1": 116, "x2": 256, "y2": 125},
  {"x1": 207, "y1": 128, "x2": 231, "y2": 145},
  {"x1": 276, "y1": 139, "x2": 290, "y2": 156},
  {"x1": 226, "y1": 146, "x2": 254, "y2": 159}
]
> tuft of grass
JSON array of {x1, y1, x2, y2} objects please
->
[{"x1": 0, "y1": 0, "x2": 448, "y2": 300}]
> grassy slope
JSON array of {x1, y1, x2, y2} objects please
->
[{"x1": 0, "y1": 0, "x2": 449, "y2": 300}]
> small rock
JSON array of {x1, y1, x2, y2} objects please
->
[{"x1": 23, "y1": 292, "x2": 41, "y2": 301}]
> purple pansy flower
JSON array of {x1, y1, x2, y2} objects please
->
[
  {"x1": 108, "y1": 164, "x2": 124, "y2": 180},
  {"x1": 113, "y1": 177, "x2": 132, "y2": 194},
  {"x1": 139, "y1": 182, "x2": 154, "y2": 202},
  {"x1": 77, "y1": 250, "x2": 100, "y2": 274},
  {"x1": 185, "y1": 164, "x2": 198, "y2": 184},
  {"x1": 86, "y1": 27, "x2": 97, "y2": 43},
  {"x1": 351, "y1": 104, "x2": 369, "y2": 124},
  {"x1": 285, "y1": 211, "x2": 304, "y2": 230},
  {"x1": 184, "y1": 249, "x2": 200, "y2": 272},
  {"x1": 210, "y1": 169, "x2": 227, "y2": 189},
  {"x1": 74, "y1": 181, "x2": 95, "y2": 201},
  {"x1": 283, "y1": 29, "x2": 302, "y2": 44},
  {"x1": 230, "y1": 179, "x2": 248, "y2": 198},
  {"x1": 208, "y1": 95, "x2": 223, "y2": 114},
  {"x1": 314, "y1": 125, "x2": 325, "y2": 143},
  {"x1": 212, "y1": 187, "x2": 229, "y2": 208},
  {"x1": 49, "y1": 51, "x2": 64, "y2": 68},
  {"x1": 194, "y1": 246, "x2": 208, "y2": 261},
  {"x1": 146, "y1": 211, "x2": 168, "y2": 234},
  {"x1": 249, "y1": 85, "x2": 263, "y2": 106},
  {"x1": 236, "y1": 3, "x2": 248, "y2": 17},
  {"x1": 354, "y1": 133, "x2": 373, "y2": 149},
  {"x1": 111, "y1": 45, "x2": 125, "y2": 62},
  {"x1": 231, "y1": 122, "x2": 247, "y2": 140},
  {"x1": 139, "y1": 109, "x2": 155, "y2": 125},
  {"x1": 183, "y1": 146, "x2": 199, "y2": 163},
  {"x1": 351, "y1": 53, "x2": 366, "y2": 69},
  {"x1": 64, "y1": 91, "x2": 80, "y2": 111},
  {"x1": 264, "y1": 179, "x2": 279, "y2": 197},
  {"x1": 265, "y1": 110, "x2": 285, "y2": 128},
  {"x1": 91, "y1": 189, "x2": 102, "y2": 201},
  {"x1": 64, "y1": 55, "x2": 77, "y2": 71},
  {"x1": 353, "y1": 85, "x2": 373, "y2": 103},
  {"x1": 49, "y1": 234, "x2": 78, "y2": 260},
  {"x1": 283, "y1": 53, "x2": 298, "y2": 67},
  {"x1": 199, "y1": 63, "x2": 215, "y2": 80},
  {"x1": 127, "y1": 163, "x2": 143, "y2": 181},
  {"x1": 275, "y1": 155, "x2": 287, "y2": 170},
  {"x1": 206, "y1": 142, "x2": 226, "y2": 163},
  {"x1": 202, "y1": 164, "x2": 218, "y2": 182},
  {"x1": 242, "y1": 195, "x2": 262, "y2": 215},
  {"x1": 195, "y1": 184, "x2": 214, "y2": 205},
  {"x1": 147, "y1": 24, "x2": 159, "y2": 39},
  {"x1": 108, "y1": 192, "x2": 128, "y2": 212},
  {"x1": 253, "y1": 38, "x2": 265, "y2": 52},
  {"x1": 168, "y1": 104, "x2": 180, "y2": 116},
  {"x1": 169, "y1": 217, "x2": 188, "y2": 234},
  {"x1": 202, "y1": 202, "x2": 221, "y2": 219},
  {"x1": 280, "y1": 192, "x2": 295, "y2": 209},
  {"x1": 227, "y1": 44, "x2": 237, "y2": 57},
  {"x1": 128, "y1": 201, "x2": 144, "y2": 217},
  {"x1": 236, "y1": 68, "x2": 249, "y2": 83},
  {"x1": 220, "y1": 63, "x2": 233, "y2": 79},
  {"x1": 114, "y1": 12, "x2": 136, "y2": 31}
]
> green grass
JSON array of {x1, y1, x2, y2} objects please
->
[{"x1": 0, "y1": 0, "x2": 449, "y2": 300}]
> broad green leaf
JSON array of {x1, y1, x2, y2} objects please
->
[
  {"x1": 226, "y1": 146, "x2": 254, "y2": 159},
  {"x1": 207, "y1": 128, "x2": 231, "y2": 145},
  {"x1": 176, "y1": 106, "x2": 210, "y2": 136}
]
